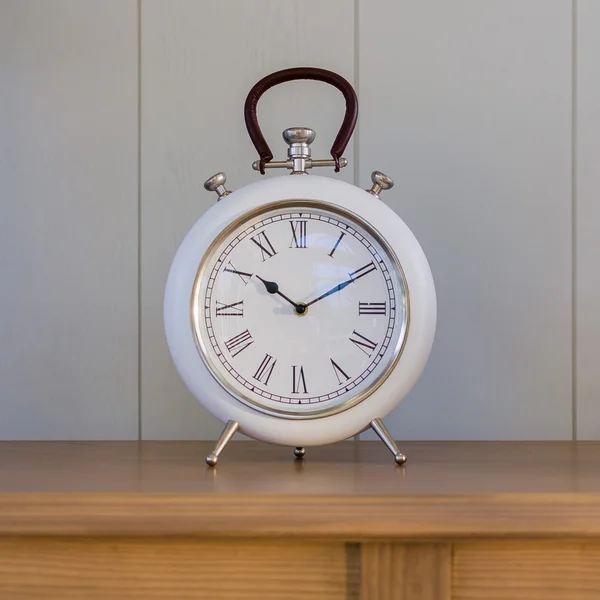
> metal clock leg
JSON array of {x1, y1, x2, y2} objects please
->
[
  {"x1": 370, "y1": 418, "x2": 407, "y2": 465},
  {"x1": 205, "y1": 420, "x2": 239, "y2": 467},
  {"x1": 294, "y1": 447, "x2": 306, "y2": 459}
]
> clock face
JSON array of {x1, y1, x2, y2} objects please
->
[{"x1": 191, "y1": 200, "x2": 409, "y2": 418}]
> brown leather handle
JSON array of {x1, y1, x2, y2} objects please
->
[{"x1": 244, "y1": 67, "x2": 358, "y2": 174}]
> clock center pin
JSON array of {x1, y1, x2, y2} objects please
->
[{"x1": 294, "y1": 302, "x2": 308, "y2": 317}]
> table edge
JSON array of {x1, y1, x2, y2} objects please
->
[{"x1": 2, "y1": 493, "x2": 600, "y2": 538}]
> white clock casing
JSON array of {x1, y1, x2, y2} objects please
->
[{"x1": 164, "y1": 174, "x2": 437, "y2": 447}]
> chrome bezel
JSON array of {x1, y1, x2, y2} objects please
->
[{"x1": 190, "y1": 198, "x2": 410, "y2": 420}]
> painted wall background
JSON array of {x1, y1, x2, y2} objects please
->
[{"x1": 1, "y1": 0, "x2": 597, "y2": 441}]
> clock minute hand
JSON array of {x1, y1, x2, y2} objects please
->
[
  {"x1": 305, "y1": 262, "x2": 377, "y2": 308},
  {"x1": 256, "y1": 275, "x2": 301, "y2": 310},
  {"x1": 305, "y1": 279, "x2": 353, "y2": 307}
]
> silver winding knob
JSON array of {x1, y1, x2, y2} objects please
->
[
  {"x1": 251, "y1": 127, "x2": 348, "y2": 173},
  {"x1": 204, "y1": 172, "x2": 232, "y2": 201},
  {"x1": 282, "y1": 127, "x2": 316, "y2": 146},
  {"x1": 367, "y1": 171, "x2": 394, "y2": 198},
  {"x1": 283, "y1": 128, "x2": 315, "y2": 174}
]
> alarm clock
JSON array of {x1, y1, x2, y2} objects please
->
[{"x1": 164, "y1": 67, "x2": 437, "y2": 466}]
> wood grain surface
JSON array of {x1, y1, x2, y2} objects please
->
[
  {"x1": 1, "y1": 441, "x2": 600, "y2": 538},
  {"x1": 2, "y1": 442, "x2": 600, "y2": 599},
  {"x1": 2, "y1": 440, "x2": 599, "y2": 494},
  {"x1": 0, "y1": 537, "x2": 359, "y2": 599},
  {"x1": 454, "y1": 541, "x2": 600, "y2": 599},
  {"x1": 361, "y1": 543, "x2": 451, "y2": 600}
]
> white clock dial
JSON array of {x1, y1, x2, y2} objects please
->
[{"x1": 191, "y1": 201, "x2": 409, "y2": 418}]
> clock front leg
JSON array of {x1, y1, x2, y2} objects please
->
[
  {"x1": 370, "y1": 418, "x2": 407, "y2": 465},
  {"x1": 205, "y1": 420, "x2": 239, "y2": 467}
]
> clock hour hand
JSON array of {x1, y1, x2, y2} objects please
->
[{"x1": 256, "y1": 275, "x2": 301, "y2": 310}]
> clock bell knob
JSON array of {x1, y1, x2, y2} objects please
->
[
  {"x1": 367, "y1": 171, "x2": 394, "y2": 199},
  {"x1": 204, "y1": 172, "x2": 232, "y2": 201}
]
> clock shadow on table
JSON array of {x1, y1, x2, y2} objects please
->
[
  {"x1": 137, "y1": 441, "x2": 598, "y2": 497},
  {"x1": 190, "y1": 441, "x2": 410, "y2": 495},
  {"x1": 4, "y1": 441, "x2": 596, "y2": 497}
]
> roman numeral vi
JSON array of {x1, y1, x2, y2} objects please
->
[{"x1": 291, "y1": 365, "x2": 308, "y2": 394}]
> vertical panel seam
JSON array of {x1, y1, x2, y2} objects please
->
[
  {"x1": 353, "y1": 0, "x2": 360, "y2": 190},
  {"x1": 449, "y1": 542, "x2": 455, "y2": 600},
  {"x1": 353, "y1": 0, "x2": 361, "y2": 443},
  {"x1": 572, "y1": 0, "x2": 578, "y2": 441},
  {"x1": 345, "y1": 542, "x2": 361, "y2": 600},
  {"x1": 137, "y1": 0, "x2": 143, "y2": 441}
]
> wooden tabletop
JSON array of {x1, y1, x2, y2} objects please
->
[{"x1": 1, "y1": 441, "x2": 600, "y2": 539}]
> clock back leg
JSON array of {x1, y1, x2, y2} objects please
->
[
  {"x1": 370, "y1": 418, "x2": 407, "y2": 465},
  {"x1": 206, "y1": 420, "x2": 239, "y2": 466}
]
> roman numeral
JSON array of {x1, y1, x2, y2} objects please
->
[
  {"x1": 349, "y1": 330, "x2": 378, "y2": 357},
  {"x1": 250, "y1": 231, "x2": 277, "y2": 261},
  {"x1": 358, "y1": 302, "x2": 387, "y2": 316},
  {"x1": 215, "y1": 300, "x2": 244, "y2": 317},
  {"x1": 291, "y1": 365, "x2": 308, "y2": 394},
  {"x1": 328, "y1": 231, "x2": 346, "y2": 257},
  {"x1": 330, "y1": 358, "x2": 350, "y2": 385},
  {"x1": 349, "y1": 261, "x2": 377, "y2": 282},
  {"x1": 224, "y1": 261, "x2": 252, "y2": 285},
  {"x1": 224, "y1": 329, "x2": 253, "y2": 357},
  {"x1": 289, "y1": 220, "x2": 307, "y2": 248},
  {"x1": 253, "y1": 354, "x2": 277, "y2": 385}
]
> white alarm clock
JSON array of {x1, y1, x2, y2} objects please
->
[{"x1": 164, "y1": 67, "x2": 436, "y2": 465}]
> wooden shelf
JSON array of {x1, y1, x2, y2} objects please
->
[{"x1": 2, "y1": 441, "x2": 600, "y2": 598}]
